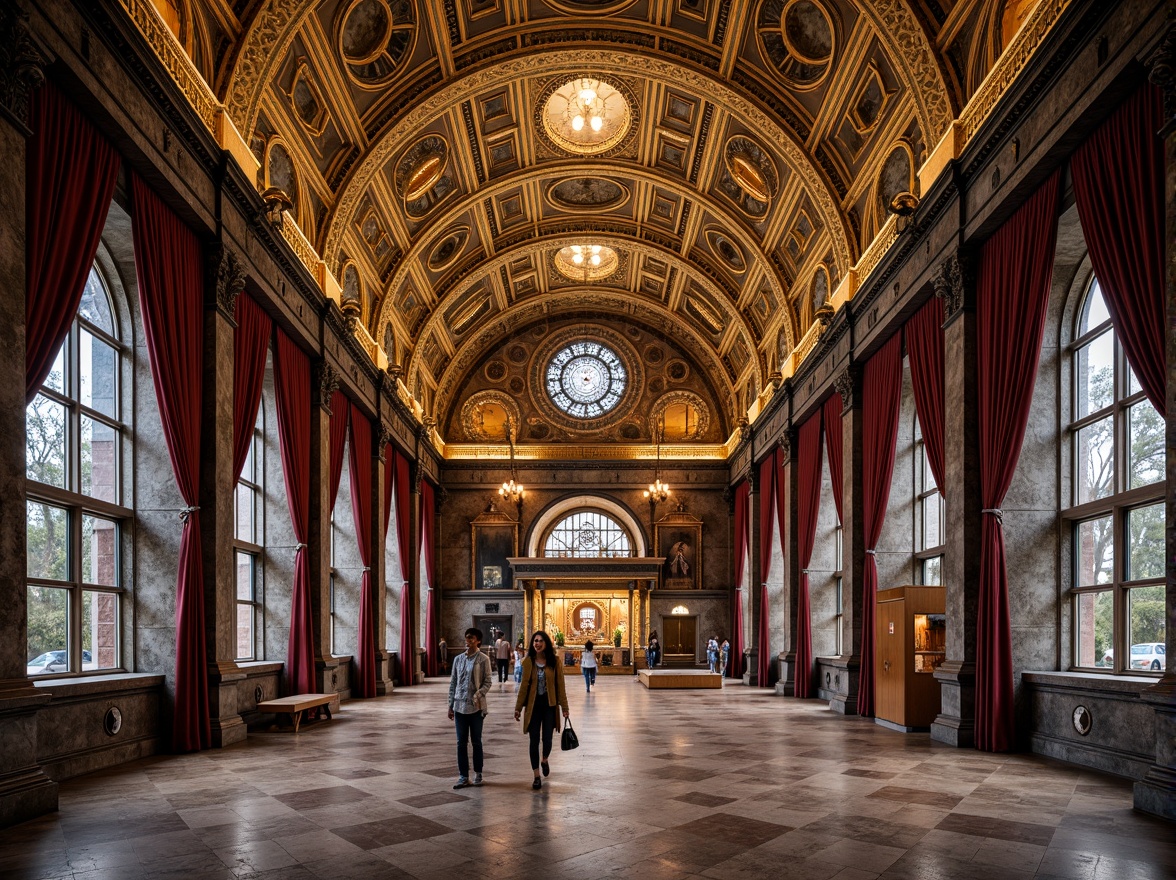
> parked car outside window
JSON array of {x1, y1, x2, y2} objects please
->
[
  {"x1": 1130, "y1": 643, "x2": 1165, "y2": 671},
  {"x1": 27, "y1": 650, "x2": 93, "y2": 675}
]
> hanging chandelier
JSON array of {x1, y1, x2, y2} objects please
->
[
  {"x1": 498, "y1": 421, "x2": 524, "y2": 510},
  {"x1": 644, "y1": 418, "x2": 670, "y2": 504}
]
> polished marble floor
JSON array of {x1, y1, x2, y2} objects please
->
[{"x1": 1, "y1": 677, "x2": 1173, "y2": 880}]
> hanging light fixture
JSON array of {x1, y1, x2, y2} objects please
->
[
  {"x1": 569, "y1": 78, "x2": 606, "y2": 133},
  {"x1": 644, "y1": 416, "x2": 670, "y2": 505},
  {"x1": 498, "y1": 419, "x2": 524, "y2": 515}
]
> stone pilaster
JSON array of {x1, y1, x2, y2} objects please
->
[
  {"x1": 199, "y1": 242, "x2": 246, "y2": 746},
  {"x1": 1134, "y1": 21, "x2": 1176, "y2": 820},
  {"x1": 832, "y1": 368, "x2": 863, "y2": 715},
  {"x1": 744, "y1": 461, "x2": 761, "y2": 686},
  {"x1": 408, "y1": 434, "x2": 424, "y2": 683},
  {"x1": 778, "y1": 431, "x2": 799, "y2": 697},
  {"x1": 308, "y1": 360, "x2": 337, "y2": 688},
  {"x1": 930, "y1": 250, "x2": 981, "y2": 748},
  {"x1": 0, "y1": 6, "x2": 55, "y2": 828},
  {"x1": 373, "y1": 424, "x2": 393, "y2": 695}
]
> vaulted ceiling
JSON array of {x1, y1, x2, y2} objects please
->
[{"x1": 153, "y1": 0, "x2": 1030, "y2": 444}]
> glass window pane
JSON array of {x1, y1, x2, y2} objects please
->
[
  {"x1": 82, "y1": 590, "x2": 119, "y2": 670},
  {"x1": 922, "y1": 495, "x2": 942, "y2": 550},
  {"x1": 81, "y1": 416, "x2": 119, "y2": 503},
  {"x1": 1075, "y1": 517, "x2": 1112, "y2": 587},
  {"x1": 1128, "y1": 362, "x2": 1142, "y2": 397},
  {"x1": 42, "y1": 345, "x2": 65, "y2": 395},
  {"x1": 26, "y1": 585, "x2": 69, "y2": 674},
  {"x1": 1075, "y1": 331, "x2": 1113, "y2": 418},
  {"x1": 1128, "y1": 401, "x2": 1164, "y2": 489},
  {"x1": 243, "y1": 435, "x2": 255, "y2": 483},
  {"x1": 1126, "y1": 503, "x2": 1164, "y2": 581},
  {"x1": 236, "y1": 551, "x2": 254, "y2": 601},
  {"x1": 543, "y1": 511, "x2": 631, "y2": 558},
  {"x1": 236, "y1": 551, "x2": 254, "y2": 660},
  {"x1": 79, "y1": 330, "x2": 118, "y2": 419},
  {"x1": 1074, "y1": 417, "x2": 1114, "y2": 503},
  {"x1": 235, "y1": 483, "x2": 255, "y2": 543},
  {"x1": 26, "y1": 395, "x2": 67, "y2": 489},
  {"x1": 27, "y1": 501, "x2": 68, "y2": 581},
  {"x1": 1075, "y1": 590, "x2": 1114, "y2": 668},
  {"x1": 78, "y1": 266, "x2": 115, "y2": 335},
  {"x1": 1078, "y1": 278, "x2": 1109, "y2": 336},
  {"x1": 923, "y1": 556, "x2": 942, "y2": 586},
  {"x1": 1127, "y1": 586, "x2": 1165, "y2": 671},
  {"x1": 81, "y1": 515, "x2": 118, "y2": 586}
]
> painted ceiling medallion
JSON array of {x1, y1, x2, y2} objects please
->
[
  {"x1": 547, "y1": 177, "x2": 629, "y2": 211},
  {"x1": 338, "y1": 0, "x2": 415, "y2": 86},
  {"x1": 404, "y1": 154, "x2": 444, "y2": 201},
  {"x1": 723, "y1": 136, "x2": 778, "y2": 212},
  {"x1": 427, "y1": 226, "x2": 469, "y2": 271},
  {"x1": 393, "y1": 135, "x2": 450, "y2": 213},
  {"x1": 554, "y1": 243, "x2": 619, "y2": 282},
  {"x1": 541, "y1": 77, "x2": 632, "y2": 155}
]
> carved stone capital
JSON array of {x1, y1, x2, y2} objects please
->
[
  {"x1": 932, "y1": 251, "x2": 973, "y2": 322},
  {"x1": 745, "y1": 463, "x2": 758, "y2": 492},
  {"x1": 833, "y1": 368, "x2": 856, "y2": 411},
  {"x1": 411, "y1": 462, "x2": 423, "y2": 494},
  {"x1": 778, "y1": 431, "x2": 792, "y2": 463},
  {"x1": 314, "y1": 361, "x2": 340, "y2": 413},
  {"x1": 206, "y1": 243, "x2": 247, "y2": 319},
  {"x1": 0, "y1": 7, "x2": 47, "y2": 135},
  {"x1": 1146, "y1": 14, "x2": 1176, "y2": 135},
  {"x1": 721, "y1": 484, "x2": 734, "y2": 507}
]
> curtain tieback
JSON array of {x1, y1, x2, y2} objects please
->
[
  {"x1": 865, "y1": 549, "x2": 877, "y2": 556},
  {"x1": 362, "y1": 566, "x2": 371, "y2": 572},
  {"x1": 179, "y1": 505, "x2": 199, "y2": 522},
  {"x1": 800, "y1": 568, "x2": 809, "y2": 574},
  {"x1": 295, "y1": 542, "x2": 307, "y2": 551},
  {"x1": 981, "y1": 507, "x2": 1004, "y2": 523}
]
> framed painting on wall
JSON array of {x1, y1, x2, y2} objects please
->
[
  {"x1": 654, "y1": 505, "x2": 703, "y2": 589},
  {"x1": 470, "y1": 502, "x2": 519, "y2": 589}
]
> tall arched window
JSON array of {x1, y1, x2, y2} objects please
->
[
  {"x1": 1067, "y1": 277, "x2": 1164, "y2": 672},
  {"x1": 543, "y1": 510, "x2": 632, "y2": 558},
  {"x1": 26, "y1": 262, "x2": 130, "y2": 676},
  {"x1": 234, "y1": 408, "x2": 264, "y2": 660}
]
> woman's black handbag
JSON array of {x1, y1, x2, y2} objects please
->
[{"x1": 560, "y1": 718, "x2": 579, "y2": 751}]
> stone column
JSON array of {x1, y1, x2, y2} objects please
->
[
  {"x1": 1135, "y1": 30, "x2": 1176, "y2": 820},
  {"x1": 744, "y1": 462, "x2": 761, "y2": 686},
  {"x1": 309, "y1": 361, "x2": 339, "y2": 692},
  {"x1": 409, "y1": 442, "x2": 423, "y2": 684},
  {"x1": 200, "y1": 243, "x2": 246, "y2": 746},
  {"x1": 366, "y1": 417, "x2": 391, "y2": 695},
  {"x1": 0, "y1": 8, "x2": 55, "y2": 827},
  {"x1": 831, "y1": 368, "x2": 864, "y2": 714},
  {"x1": 778, "y1": 431, "x2": 799, "y2": 696},
  {"x1": 930, "y1": 251, "x2": 981, "y2": 748}
]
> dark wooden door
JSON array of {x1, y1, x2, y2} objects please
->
[{"x1": 662, "y1": 617, "x2": 697, "y2": 658}]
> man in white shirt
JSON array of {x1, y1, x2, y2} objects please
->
[
  {"x1": 447, "y1": 627, "x2": 492, "y2": 789},
  {"x1": 495, "y1": 633, "x2": 512, "y2": 683}
]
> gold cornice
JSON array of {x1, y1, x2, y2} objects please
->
[{"x1": 442, "y1": 443, "x2": 728, "y2": 462}]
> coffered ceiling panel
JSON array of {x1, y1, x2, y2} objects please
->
[{"x1": 168, "y1": 0, "x2": 1034, "y2": 441}]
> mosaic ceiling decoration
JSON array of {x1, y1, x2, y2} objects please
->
[{"x1": 159, "y1": 0, "x2": 1023, "y2": 442}]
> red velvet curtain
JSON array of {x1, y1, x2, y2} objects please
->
[
  {"x1": 328, "y1": 390, "x2": 348, "y2": 510},
  {"x1": 822, "y1": 393, "x2": 844, "y2": 524},
  {"x1": 347, "y1": 402, "x2": 375, "y2": 698},
  {"x1": 420, "y1": 480, "x2": 437, "y2": 677},
  {"x1": 729, "y1": 480, "x2": 749, "y2": 679},
  {"x1": 976, "y1": 171, "x2": 1061, "y2": 751},
  {"x1": 907, "y1": 296, "x2": 947, "y2": 492},
  {"x1": 856, "y1": 333, "x2": 904, "y2": 718},
  {"x1": 26, "y1": 81, "x2": 119, "y2": 401},
  {"x1": 394, "y1": 449, "x2": 414, "y2": 686},
  {"x1": 794, "y1": 412, "x2": 823, "y2": 698},
  {"x1": 232, "y1": 294, "x2": 271, "y2": 480},
  {"x1": 1072, "y1": 83, "x2": 1165, "y2": 416},
  {"x1": 129, "y1": 176, "x2": 209, "y2": 752},
  {"x1": 273, "y1": 328, "x2": 316, "y2": 694},
  {"x1": 757, "y1": 456, "x2": 776, "y2": 686}
]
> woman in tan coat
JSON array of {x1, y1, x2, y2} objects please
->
[{"x1": 513, "y1": 630, "x2": 570, "y2": 790}]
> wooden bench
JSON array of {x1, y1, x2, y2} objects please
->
[{"x1": 257, "y1": 693, "x2": 339, "y2": 732}]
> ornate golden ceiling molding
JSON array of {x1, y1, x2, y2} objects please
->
[
  {"x1": 426, "y1": 287, "x2": 746, "y2": 437},
  {"x1": 858, "y1": 0, "x2": 956, "y2": 143},
  {"x1": 368, "y1": 160, "x2": 787, "y2": 338},
  {"x1": 443, "y1": 442, "x2": 729, "y2": 462},
  {"x1": 406, "y1": 231, "x2": 760, "y2": 400},
  {"x1": 222, "y1": 0, "x2": 315, "y2": 135},
  {"x1": 321, "y1": 50, "x2": 855, "y2": 274}
]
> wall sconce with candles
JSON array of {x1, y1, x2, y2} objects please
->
[
  {"x1": 498, "y1": 419, "x2": 524, "y2": 518},
  {"x1": 261, "y1": 186, "x2": 292, "y2": 229}
]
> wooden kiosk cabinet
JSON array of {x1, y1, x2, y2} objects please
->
[{"x1": 875, "y1": 586, "x2": 946, "y2": 731}]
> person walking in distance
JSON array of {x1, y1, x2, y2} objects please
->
[
  {"x1": 495, "y1": 632, "x2": 512, "y2": 683},
  {"x1": 581, "y1": 640, "x2": 598, "y2": 693},
  {"x1": 646, "y1": 631, "x2": 662, "y2": 670},
  {"x1": 706, "y1": 635, "x2": 719, "y2": 673},
  {"x1": 513, "y1": 639, "x2": 525, "y2": 685},
  {"x1": 447, "y1": 627, "x2": 492, "y2": 789},
  {"x1": 514, "y1": 631, "x2": 570, "y2": 790},
  {"x1": 719, "y1": 638, "x2": 730, "y2": 677},
  {"x1": 438, "y1": 636, "x2": 449, "y2": 675}
]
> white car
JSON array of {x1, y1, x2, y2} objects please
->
[
  {"x1": 1130, "y1": 643, "x2": 1165, "y2": 671},
  {"x1": 27, "y1": 650, "x2": 92, "y2": 675}
]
